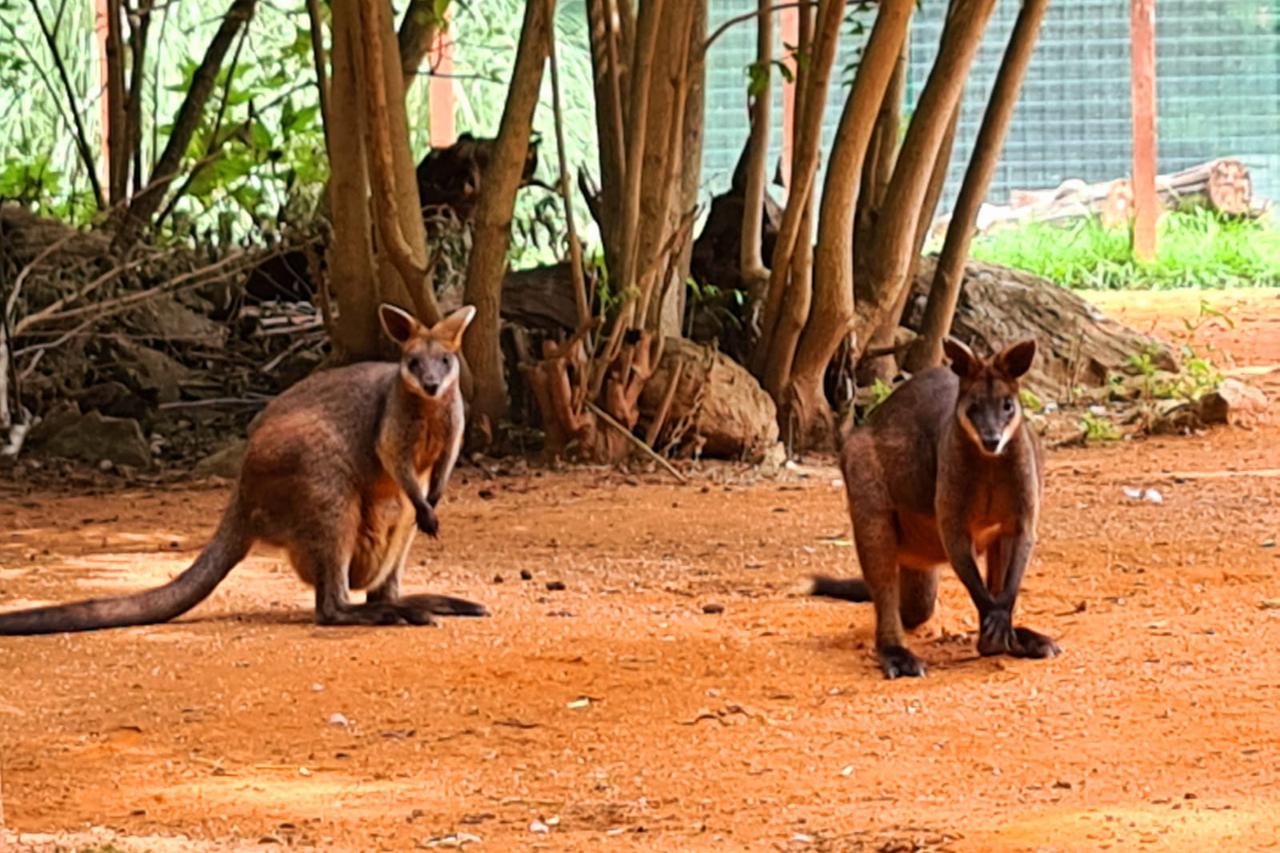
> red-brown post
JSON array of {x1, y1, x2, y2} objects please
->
[
  {"x1": 429, "y1": 16, "x2": 456, "y2": 147},
  {"x1": 1130, "y1": 0, "x2": 1158, "y2": 262}
]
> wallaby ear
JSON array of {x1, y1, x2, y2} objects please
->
[
  {"x1": 432, "y1": 305, "x2": 477, "y2": 352},
  {"x1": 379, "y1": 303, "x2": 421, "y2": 346},
  {"x1": 943, "y1": 338, "x2": 981, "y2": 380},
  {"x1": 995, "y1": 339, "x2": 1037, "y2": 379}
]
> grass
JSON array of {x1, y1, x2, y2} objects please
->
[{"x1": 970, "y1": 208, "x2": 1280, "y2": 290}]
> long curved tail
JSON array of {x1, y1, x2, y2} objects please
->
[
  {"x1": 0, "y1": 505, "x2": 251, "y2": 635},
  {"x1": 807, "y1": 575, "x2": 872, "y2": 603}
]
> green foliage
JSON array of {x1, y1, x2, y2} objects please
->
[
  {"x1": 1079, "y1": 410, "x2": 1121, "y2": 442},
  {"x1": 971, "y1": 210, "x2": 1280, "y2": 290},
  {"x1": 1018, "y1": 387, "x2": 1043, "y2": 412}
]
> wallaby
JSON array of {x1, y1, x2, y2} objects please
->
[
  {"x1": 810, "y1": 338, "x2": 1059, "y2": 678},
  {"x1": 0, "y1": 304, "x2": 486, "y2": 635}
]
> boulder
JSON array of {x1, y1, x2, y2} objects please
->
[
  {"x1": 39, "y1": 410, "x2": 151, "y2": 468},
  {"x1": 1197, "y1": 378, "x2": 1268, "y2": 425}
]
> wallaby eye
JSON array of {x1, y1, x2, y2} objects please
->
[
  {"x1": 407, "y1": 356, "x2": 423, "y2": 372},
  {"x1": 1003, "y1": 397, "x2": 1015, "y2": 413}
]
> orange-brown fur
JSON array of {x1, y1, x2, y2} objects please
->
[{"x1": 815, "y1": 338, "x2": 1059, "y2": 678}]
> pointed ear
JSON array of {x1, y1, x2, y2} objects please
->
[
  {"x1": 432, "y1": 305, "x2": 477, "y2": 352},
  {"x1": 995, "y1": 339, "x2": 1036, "y2": 379},
  {"x1": 379, "y1": 303, "x2": 421, "y2": 346},
  {"x1": 943, "y1": 338, "x2": 981, "y2": 380}
]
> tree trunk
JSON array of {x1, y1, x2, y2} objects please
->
[
  {"x1": 740, "y1": 0, "x2": 773, "y2": 311},
  {"x1": 114, "y1": 0, "x2": 257, "y2": 247},
  {"x1": 124, "y1": 0, "x2": 150, "y2": 197},
  {"x1": 752, "y1": 0, "x2": 845, "y2": 380},
  {"x1": 779, "y1": 0, "x2": 915, "y2": 448},
  {"x1": 674, "y1": 0, "x2": 707, "y2": 309},
  {"x1": 325, "y1": 0, "x2": 380, "y2": 357},
  {"x1": 848, "y1": 0, "x2": 996, "y2": 354},
  {"x1": 461, "y1": 0, "x2": 555, "y2": 430},
  {"x1": 584, "y1": 0, "x2": 629, "y2": 263},
  {"x1": 104, "y1": 0, "x2": 128, "y2": 204},
  {"x1": 906, "y1": 0, "x2": 1049, "y2": 372},
  {"x1": 854, "y1": 38, "x2": 905, "y2": 269},
  {"x1": 398, "y1": 0, "x2": 445, "y2": 92}
]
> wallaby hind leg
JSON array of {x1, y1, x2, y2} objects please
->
[
  {"x1": 303, "y1": 545, "x2": 436, "y2": 627},
  {"x1": 366, "y1": 536, "x2": 488, "y2": 618},
  {"x1": 899, "y1": 567, "x2": 938, "y2": 630}
]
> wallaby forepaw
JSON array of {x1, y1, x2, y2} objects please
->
[
  {"x1": 415, "y1": 504, "x2": 440, "y2": 537},
  {"x1": 1012, "y1": 626, "x2": 1060, "y2": 659},
  {"x1": 978, "y1": 608, "x2": 1017, "y2": 656},
  {"x1": 879, "y1": 645, "x2": 926, "y2": 679}
]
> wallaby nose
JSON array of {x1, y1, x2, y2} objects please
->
[
  {"x1": 422, "y1": 380, "x2": 440, "y2": 396},
  {"x1": 981, "y1": 434, "x2": 1002, "y2": 453}
]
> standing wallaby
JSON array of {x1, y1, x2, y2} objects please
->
[
  {"x1": 809, "y1": 338, "x2": 1059, "y2": 678},
  {"x1": 0, "y1": 304, "x2": 486, "y2": 635}
]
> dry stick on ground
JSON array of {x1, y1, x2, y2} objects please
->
[
  {"x1": 906, "y1": 0, "x2": 1055, "y2": 372},
  {"x1": 586, "y1": 401, "x2": 686, "y2": 483},
  {"x1": 644, "y1": 359, "x2": 684, "y2": 447},
  {"x1": 24, "y1": 0, "x2": 107, "y2": 210},
  {"x1": 781, "y1": 0, "x2": 916, "y2": 440},
  {"x1": 739, "y1": 0, "x2": 773, "y2": 313},
  {"x1": 752, "y1": 0, "x2": 845, "y2": 379},
  {"x1": 116, "y1": 0, "x2": 258, "y2": 247}
]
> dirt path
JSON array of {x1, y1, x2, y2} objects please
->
[{"x1": 2, "y1": 290, "x2": 1278, "y2": 852}]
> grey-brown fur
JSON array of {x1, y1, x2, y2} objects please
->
[
  {"x1": 0, "y1": 304, "x2": 484, "y2": 635},
  {"x1": 811, "y1": 338, "x2": 1059, "y2": 678}
]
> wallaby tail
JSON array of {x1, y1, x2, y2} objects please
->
[
  {"x1": 0, "y1": 503, "x2": 251, "y2": 635},
  {"x1": 807, "y1": 575, "x2": 872, "y2": 603}
]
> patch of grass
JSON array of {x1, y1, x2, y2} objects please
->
[{"x1": 971, "y1": 209, "x2": 1280, "y2": 290}]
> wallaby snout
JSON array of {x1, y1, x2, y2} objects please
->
[{"x1": 379, "y1": 304, "x2": 477, "y2": 401}]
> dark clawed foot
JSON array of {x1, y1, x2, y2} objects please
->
[
  {"x1": 978, "y1": 608, "x2": 1017, "y2": 656},
  {"x1": 415, "y1": 504, "x2": 439, "y2": 537},
  {"x1": 878, "y1": 644, "x2": 926, "y2": 679},
  {"x1": 318, "y1": 602, "x2": 438, "y2": 627},
  {"x1": 396, "y1": 593, "x2": 489, "y2": 618},
  {"x1": 1011, "y1": 626, "x2": 1061, "y2": 659}
]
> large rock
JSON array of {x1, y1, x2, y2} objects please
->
[
  {"x1": 38, "y1": 410, "x2": 151, "y2": 468},
  {"x1": 1197, "y1": 378, "x2": 1268, "y2": 424},
  {"x1": 904, "y1": 257, "x2": 1178, "y2": 399},
  {"x1": 638, "y1": 337, "x2": 779, "y2": 461}
]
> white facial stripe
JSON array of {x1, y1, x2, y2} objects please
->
[
  {"x1": 436, "y1": 360, "x2": 460, "y2": 396},
  {"x1": 994, "y1": 409, "x2": 1021, "y2": 455}
]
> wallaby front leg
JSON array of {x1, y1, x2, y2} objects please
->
[
  {"x1": 994, "y1": 530, "x2": 1060, "y2": 659},
  {"x1": 941, "y1": 526, "x2": 1014, "y2": 655},
  {"x1": 388, "y1": 462, "x2": 438, "y2": 537}
]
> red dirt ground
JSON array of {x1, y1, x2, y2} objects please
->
[{"x1": 2, "y1": 289, "x2": 1277, "y2": 852}]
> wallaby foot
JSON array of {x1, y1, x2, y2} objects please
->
[
  {"x1": 317, "y1": 600, "x2": 439, "y2": 626},
  {"x1": 878, "y1": 644, "x2": 926, "y2": 679},
  {"x1": 415, "y1": 503, "x2": 439, "y2": 537},
  {"x1": 1012, "y1": 625, "x2": 1060, "y2": 659}
]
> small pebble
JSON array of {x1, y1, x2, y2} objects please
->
[
  {"x1": 492, "y1": 574, "x2": 504, "y2": 584},
  {"x1": 546, "y1": 580, "x2": 566, "y2": 591},
  {"x1": 328, "y1": 713, "x2": 349, "y2": 728},
  {"x1": 702, "y1": 602, "x2": 725, "y2": 614},
  {"x1": 520, "y1": 569, "x2": 533, "y2": 581},
  {"x1": 478, "y1": 489, "x2": 495, "y2": 500},
  {"x1": 529, "y1": 820, "x2": 550, "y2": 834},
  {"x1": 311, "y1": 683, "x2": 325, "y2": 693}
]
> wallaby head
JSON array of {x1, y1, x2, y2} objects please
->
[
  {"x1": 943, "y1": 338, "x2": 1036, "y2": 457},
  {"x1": 379, "y1": 304, "x2": 476, "y2": 399}
]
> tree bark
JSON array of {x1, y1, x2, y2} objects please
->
[
  {"x1": 124, "y1": 0, "x2": 151, "y2": 197},
  {"x1": 854, "y1": 39, "x2": 905, "y2": 268},
  {"x1": 740, "y1": 0, "x2": 773, "y2": 309},
  {"x1": 105, "y1": 0, "x2": 128, "y2": 204},
  {"x1": 752, "y1": 0, "x2": 845, "y2": 379},
  {"x1": 782, "y1": 0, "x2": 915, "y2": 447},
  {"x1": 906, "y1": 0, "x2": 1049, "y2": 372},
  {"x1": 325, "y1": 0, "x2": 380, "y2": 358},
  {"x1": 848, "y1": 0, "x2": 996, "y2": 353},
  {"x1": 114, "y1": 0, "x2": 257, "y2": 247},
  {"x1": 398, "y1": 0, "x2": 446, "y2": 92},
  {"x1": 462, "y1": 0, "x2": 555, "y2": 429}
]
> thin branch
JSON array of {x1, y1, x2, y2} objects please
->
[
  {"x1": 547, "y1": 17, "x2": 592, "y2": 334},
  {"x1": 304, "y1": 0, "x2": 331, "y2": 143},
  {"x1": 701, "y1": 1, "x2": 816, "y2": 57},
  {"x1": 25, "y1": 0, "x2": 107, "y2": 209},
  {"x1": 586, "y1": 400, "x2": 686, "y2": 483}
]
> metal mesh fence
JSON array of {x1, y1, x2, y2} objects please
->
[{"x1": 700, "y1": 0, "x2": 1280, "y2": 213}]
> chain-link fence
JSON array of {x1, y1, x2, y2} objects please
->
[{"x1": 701, "y1": 0, "x2": 1280, "y2": 213}]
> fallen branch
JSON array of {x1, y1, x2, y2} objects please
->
[{"x1": 586, "y1": 400, "x2": 686, "y2": 483}]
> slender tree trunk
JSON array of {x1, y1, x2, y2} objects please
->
[
  {"x1": 782, "y1": 0, "x2": 916, "y2": 447},
  {"x1": 114, "y1": 0, "x2": 257, "y2": 247},
  {"x1": 124, "y1": 0, "x2": 150, "y2": 197},
  {"x1": 906, "y1": 0, "x2": 1050, "y2": 371},
  {"x1": 740, "y1": 0, "x2": 773, "y2": 309},
  {"x1": 462, "y1": 0, "x2": 555, "y2": 428},
  {"x1": 104, "y1": 0, "x2": 128, "y2": 204},
  {"x1": 855, "y1": 40, "x2": 905, "y2": 269},
  {"x1": 674, "y1": 0, "x2": 707, "y2": 305},
  {"x1": 848, "y1": 0, "x2": 996, "y2": 353},
  {"x1": 584, "y1": 0, "x2": 629, "y2": 261},
  {"x1": 752, "y1": 0, "x2": 845, "y2": 379},
  {"x1": 859, "y1": 95, "x2": 958, "y2": 383},
  {"x1": 398, "y1": 0, "x2": 445, "y2": 91},
  {"x1": 325, "y1": 0, "x2": 379, "y2": 357}
]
